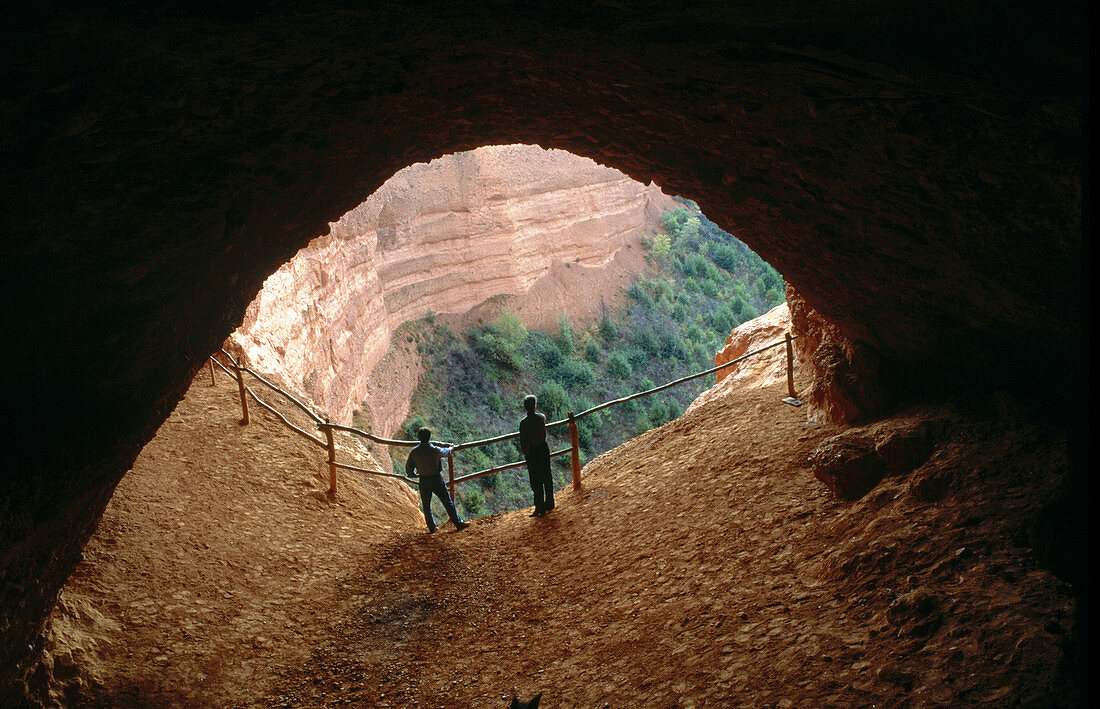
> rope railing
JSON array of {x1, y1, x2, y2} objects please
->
[{"x1": 208, "y1": 332, "x2": 800, "y2": 499}]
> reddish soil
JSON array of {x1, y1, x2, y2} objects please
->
[{"x1": 45, "y1": 367, "x2": 1078, "y2": 707}]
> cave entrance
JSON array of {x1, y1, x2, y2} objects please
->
[{"x1": 231, "y1": 143, "x2": 786, "y2": 519}]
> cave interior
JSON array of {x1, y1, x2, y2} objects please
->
[{"x1": 0, "y1": 0, "x2": 1086, "y2": 696}]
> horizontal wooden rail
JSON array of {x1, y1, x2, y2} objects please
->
[
  {"x1": 453, "y1": 446, "x2": 573, "y2": 484},
  {"x1": 451, "y1": 430, "x2": 519, "y2": 452},
  {"x1": 324, "y1": 422, "x2": 421, "y2": 448},
  {"x1": 243, "y1": 383, "x2": 327, "y2": 448},
  {"x1": 240, "y1": 366, "x2": 325, "y2": 425},
  {"x1": 450, "y1": 421, "x2": 569, "y2": 452},
  {"x1": 210, "y1": 357, "x2": 236, "y2": 378},
  {"x1": 219, "y1": 348, "x2": 241, "y2": 368},
  {"x1": 209, "y1": 332, "x2": 799, "y2": 501},
  {"x1": 574, "y1": 337, "x2": 793, "y2": 420},
  {"x1": 329, "y1": 460, "x2": 420, "y2": 485}
]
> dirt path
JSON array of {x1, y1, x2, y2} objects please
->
[
  {"x1": 253, "y1": 387, "x2": 1075, "y2": 707},
  {"x1": 48, "y1": 368, "x2": 1077, "y2": 707}
]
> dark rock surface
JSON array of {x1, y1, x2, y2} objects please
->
[
  {"x1": 0, "y1": 0, "x2": 1084, "y2": 695},
  {"x1": 810, "y1": 414, "x2": 941, "y2": 499}
]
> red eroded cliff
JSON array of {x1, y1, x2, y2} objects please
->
[{"x1": 229, "y1": 144, "x2": 676, "y2": 435}]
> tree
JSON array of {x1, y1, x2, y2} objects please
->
[
  {"x1": 555, "y1": 313, "x2": 575, "y2": 355},
  {"x1": 649, "y1": 231, "x2": 671, "y2": 260}
]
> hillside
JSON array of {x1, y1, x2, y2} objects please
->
[
  {"x1": 38, "y1": 355, "x2": 1078, "y2": 706},
  {"x1": 390, "y1": 202, "x2": 788, "y2": 518}
]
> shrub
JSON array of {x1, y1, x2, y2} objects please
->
[
  {"x1": 556, "y1": 313, "x2": 576, "y2": 355},
  {"x1": 463, "y1": 447, "x2": 492, "y2": 473},
  {"x1": 626, "y1": 346, "x2": 649, "y2": 368},
  {"x1": 536, "y1": 380, "x2": 571, "y2": 419},
  {"x1": 626, "y1": 280, "x2": 653, "y2": 307},
  {"x1": 649, "y1": 398, "x2": 669, "y2": 426},
  {"x1": 461, "y1": 488, "x2": 487, "y2": 516},
  {"x1": 403, "y1": 414, "x2": 428, "y2": 441},
  {"x1": 470, "y1": 309, "x2": 528, "y2": 370},
  {"x1": 660, "y1": 331, "x2": 689, "y2": 362},
  {"x1": 680, "y1": 215, "x2": 702, "y2": 244},
  {"x1": 577, "y1": 421, "x2": 594, "y2": 451},
  {"x1": 606, "y1": 352, "x2": 632, "y2": 379},
  {"x1": 537, "y1": 340, "x2": 564, "y2": 368},
  {"x1": 661, "y1": 206, "x2": 690, "y2": 233},
  {"x1": 598, "y1": 314, "x2": 618, "y2": 341},
  {"x1": 471, "y1": 329, "x2": 522, "y2": 371},
  {"x1": 649, "y1": 231, "x2": 671, "y2": 259},
  {"x1": 711, "y1": 242, "x2": 739, "y2": 272},
  {"x1": 583, "y1": 338, "x2": 602, "y2": 363},
  {"x1": 556, "y1": 359, "x2": 595, "y2": 387},
  {"x1": 633, "y1": 327, "x2": 661, "y2": 355},
  {"x1": 708, "y1": 304, "x2": 737, "y2": 335}
]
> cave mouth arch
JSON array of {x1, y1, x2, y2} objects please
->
[
  {"x1": 2, "y1": 1, "x2": 1083, "y2": 693},
  {"x1": 229, "y1": 142, "x2": 790, "y2": 518}
]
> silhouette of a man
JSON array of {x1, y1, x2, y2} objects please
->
[
  {"x1": 406, "y1": 427, "x2": 468, "y2": 533},
  {"x1": 520, "y1": 394, "x2": 554, "y2": 516}
]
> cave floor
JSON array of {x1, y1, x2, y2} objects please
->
[{"x1": 48, "y1": 371, "x2": 1076, "y2": 707}]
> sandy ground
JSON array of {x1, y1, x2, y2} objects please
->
[{"x1": 45, "y1": 364, "x2": 1078, "y2": 707}]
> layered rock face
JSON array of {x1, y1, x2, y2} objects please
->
[
  {"x1": 230, "y1": 144, "x2": 675, "y2": 432},
  {"x1": 1, "y1": 1, "x2": 1084, "y2": 694}
]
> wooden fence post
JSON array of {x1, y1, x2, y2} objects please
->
[
  {"x1": 785, "y1": 332, "x2": 796, "y2": 399},
  {"x1": 208, "y1": 357, "x2": 216, "y2": 386},
  {"x1": 233, "y1": 363, "x2": 249, "y2": 425},
  {"x1": 323, "y1": 424, "x2": 337, "y2": 495},
  {"x1": 446, "y1": 452, "x2": 456, "y2": 503},
  {"x1": 568, "y1": 411, "x2": 582, "y2": 490}
]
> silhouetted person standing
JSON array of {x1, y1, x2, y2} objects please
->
[
  {"x1": 406, "y1": 427, "x2": 468, "y2": 533},
  {"x1": 520, "y1": 394, "x2": 554, "y2": 516}
]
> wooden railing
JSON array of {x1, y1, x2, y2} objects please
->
[{"x1": 208, "y1": 332, "x2": 800, "y2": 500}]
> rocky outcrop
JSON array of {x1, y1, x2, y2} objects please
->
[
  {"x1": 787, "y1": 285, "x2": 887, "y2": 424},
  {"x1": 714, "y1": 302, "x2": 791, "y2": 388},
  {"x1": 229, "y1": 145, "x2": 675, "y2": 431},
  {"x1": 809, "y1": 416, "x2": 939, "y2": 500},
  {"x1": 687, "y1": 302, "x2": 794, "y2": 414}
]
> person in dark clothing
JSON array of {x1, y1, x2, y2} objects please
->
[
  {"x1": 519, "y1": 394, "x2": 554, "y2": 516},
  {"x1": 406, "y1": 427, "x2": 468, "y2": 533}
]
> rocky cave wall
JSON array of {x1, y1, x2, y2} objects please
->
[
  {"x1": 229, "y1": 144, "x2": 675, "y2": 434},
  {"x1": 0, "y1": 0, "x2": 1084, "y2": 694}
]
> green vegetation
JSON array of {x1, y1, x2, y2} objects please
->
[{"x1": 390, "y1": 201, "x2": 783, "y2": 518}]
